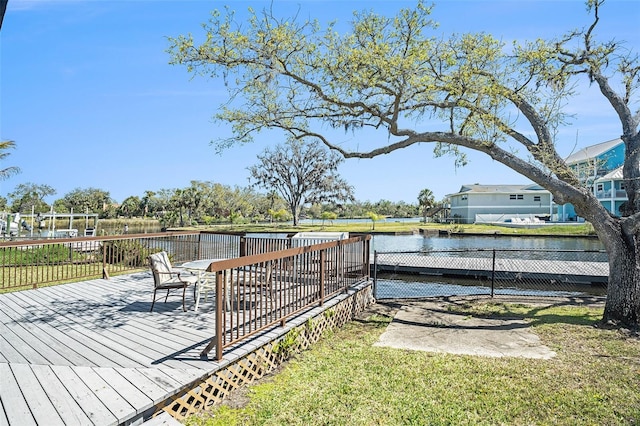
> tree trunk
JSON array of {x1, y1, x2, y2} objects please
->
[{"x1": 601, "y1": 235, "x2": 640, "y2": 328}]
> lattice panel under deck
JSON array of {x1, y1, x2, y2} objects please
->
[{"x1": 154, "y1": 284, "x2": 373, "y2": 421}]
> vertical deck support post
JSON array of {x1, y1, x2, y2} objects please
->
[{"x1": 319, "y1": 249, "x2": 326, "y2": 305}]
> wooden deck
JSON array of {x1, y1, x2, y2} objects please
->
[
  {"x1": 0, "y1": 272, "x2": 245, "y2": 425},
  {"x1": 375, "y1": 255, "x2": 609, "y2": 284}
]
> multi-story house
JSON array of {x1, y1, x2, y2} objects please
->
[
  {"x1": 557, "y1": 138, "x2": 625, "y2": 221},
  {"x1": 447, "y1": 184, "x2": 553, "y2": 224},
  {"x1": 594, "y1": 167, "x2": 626, "y2": 217}
]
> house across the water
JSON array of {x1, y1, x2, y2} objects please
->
[
  {"x1": 447, "y1": 184, "x2": 553, "y2": 224},
  {"x1": 557, "y1": 138, "x2": 626, "y2": 221}
]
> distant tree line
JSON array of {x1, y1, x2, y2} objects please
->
[
  {"x1": 0, "y1": 180, "x2": 430, "y2": 227},
  {"x1": 1, "y1": 139, "x2": 442, "y2": 227}
]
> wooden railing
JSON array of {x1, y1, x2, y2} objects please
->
[
  {"x1": 0, "y1": 230, "x2": 371, "y2": 361},
  {"x1": 200, "y1": 235, "x2": 371, "y2": 360},
  {"x1": 0, "y1": 231, "x2": 243, "y2": 291}
]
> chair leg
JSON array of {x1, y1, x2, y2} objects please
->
[
  {"x1": 182, "y1": 286, "x2": 187, "y2": 311},
  {"x1": 150, "y1": 290, "x2": 157, "y2": 312},
  {"x1": 164, "y1": 289, "x2": 170, "y2": 303}
]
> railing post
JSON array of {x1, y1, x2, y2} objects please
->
[
  {"x1": 362, "y1": 236, "x2": 370, "y2": 279},
  {"x1": 319, "y1": 249, "x2": 326, "y2": 304},
  {"x1": 102, "y1": 241, "x2": 109, "y2": 279},
  {"x1": 200, "y1": 270, "x2": 224, "y2": 360},
  {"x1": 491, "y1": 249, "x2": 496, "y2": 298},
  {"x1": 215, "y1": 270, "x2": 224, "y2": 361},
  {"x1": 240, "y1": 236, "x2": 247, "y2": 257}
]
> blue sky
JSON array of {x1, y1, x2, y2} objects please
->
[{"x1": 1, "y1": 0, "x2": 639, "y2": 205}]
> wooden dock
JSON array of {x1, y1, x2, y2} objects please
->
[
  {"x1": 0, "y1": 273, "x2": 245, "y2": 425},
  {"x1": 375, "y1": 254, "x2": 609, "y2": 284}
]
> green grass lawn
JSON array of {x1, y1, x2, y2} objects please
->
[{"x1": 186, "y1": 302, "x2": 638, "y2": 426}]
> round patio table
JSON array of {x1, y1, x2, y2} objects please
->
[{"x1": 181, "y1": 258, "x2": 229, "y2": 311}]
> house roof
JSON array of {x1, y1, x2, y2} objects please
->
[
  {"x1": 596, "y1": 166, "x2": 623, "y2": 182},
  {"x1": 447, "y1": 184, "x2": 549, "y2": 197},
  {"x1": 565, "y1": 138, "x2": 623, "y2": 165}
]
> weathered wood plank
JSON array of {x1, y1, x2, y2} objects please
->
[
  {"x1": 19, "y1": 288, "x2": 160, "y2": 368},
  {"x1": 92, "y1": 367, "x2": 154, "y2": 416},
  {"x1": 0, "y1": 322, "x2": 50, "y2": 365},
  {"x1": 0, "y1": 363, "x2": 36, "y2": 426},
  {"x1": 51, "y1": 282, "x2": 212, "y2": 369},
  {"x1": 0, "y1": 393, "x2": 9, "y2": 426},
  {"x1": 109, "y1": 368, "x2": 170, "y2": 405},
  {"x1": 0, "y1": 298, "x2": 96, "y2": 367},
  {"x1": 0, "y1": 271, "x2": 270, "y2": 425},
  {"x1": 9, "y1": 291, "x2": 147, "y2": 368},
  {"x1": 29, "y1": 364, "x2": 93, "y2": 426},
  {"x1": 137, "y1": 369, "x2": 184, "y2": 392},
  {"x1": 9, "y1": 364, "x2": 65, "y2": 426},
  {"x1": 0, "y1": 334, "x2": 28, "y2": 364},
  {"x1": 73, "y1": 366, "x2": 136, "y2": 424},
  {"x1": 2, "y1": 293, "x2": 118, "y2": 367},
  {"x1": 50, "y1": 364, "x2": 118, "y2": 426}
]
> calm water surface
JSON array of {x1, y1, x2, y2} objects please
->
[{"x1": 370, "y1": 233, "x2": 604, "y2": 252}]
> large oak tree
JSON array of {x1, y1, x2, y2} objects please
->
[
  {"x1": 248, "y1": 139, "x2": 354, "y2": 226},
  {"x1": 169, "y1": 1, "x2": 640, "y2": 327}
]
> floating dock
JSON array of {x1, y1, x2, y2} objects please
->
[{"x1": 375, "y1": 254, "x2": 609, "y2": 284}]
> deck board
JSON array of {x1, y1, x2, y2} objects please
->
[
  {"x1": 9, "y1": 289, "x2": 150, "y2": 368},
  {"x1": 92, "y1": 367, "x2": 154, "y2": 415},
  {"x1": 1, "y1": 363, "x2": 37, "y2": 426},
  {"x1": 1, "y1": 293, "x2": 113, "y2": 367},
  {"x1": 29, "y1": 364, "x2": 94, "y2": 425},
  {"x1": 20, "y1": 281, "x2": 206, "y2": 369},
  {"x1": 0, "y1": 299, "x2": 96, "y2": 367},
  {"x1": 49, "y1": 364, "x2": 119, "y2": 425},
  {"x1": 8, "y1": 364, "x2": 66, "y2": 426},
  {"x1": 73, "y1": 366, "x2": 136, "y2": 424}
]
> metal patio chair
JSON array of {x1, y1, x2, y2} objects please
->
[{"x1": 148, "y1": 251, "x2": 198, "y2": 312}]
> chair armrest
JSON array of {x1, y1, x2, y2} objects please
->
[{"x1": 152, "y1": 270, "x2": 181, "y2": 278}]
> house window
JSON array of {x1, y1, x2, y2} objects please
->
[
  {"x1": 533, "y1": 196, "x2": 541, "y2": 202},
  {"x1": 620, "y1": 182, "x2": 626, "y2": 190},
  {"x1": 509, "y1": 194, "x2": 524, "y2": 200},
  {"x1": 509, "y1": 194, "x2": 516, "y2": 200},
  {"x1": 596, "y1": 183, "x2": 603, "y2": 192},
  {"x1": 461, "y1": 194, "x2": 468, "y2": 201}
]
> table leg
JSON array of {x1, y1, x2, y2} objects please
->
[{"x1": 194, "y1": 271, "x2": 203, "y2": 312}]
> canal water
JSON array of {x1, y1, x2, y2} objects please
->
[{"x1": 370, "y1": 233, "x2": 604, "y2": 252}]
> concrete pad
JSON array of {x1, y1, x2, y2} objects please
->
[{"x1": 374, "y1": 301, "x2": 556, "y2": 359}]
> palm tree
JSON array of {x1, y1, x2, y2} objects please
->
[
  {"x1": 0, "y1": 140, "x2": 20, "y2": 180},
  {"x1": 418, "y1": 188, "x2": 435, "y2": 223}
]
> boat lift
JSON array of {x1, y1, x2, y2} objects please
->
[{"x1": 1, "y1": 209, "x2": 99, "y2": 239}]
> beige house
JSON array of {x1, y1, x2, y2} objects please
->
[{"x1": 447, "y1": 184, "x2": 554, "y2": 224}]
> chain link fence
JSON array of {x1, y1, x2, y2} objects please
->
[{"x1": 373, "y1": 249, "x2": 608, "y2": 299}]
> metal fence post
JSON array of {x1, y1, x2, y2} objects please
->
[
  {"x1": 491, "y1": 249, "x2": 496, "y2": 298},
  {"x1": 373, "y1": 251, "x2": 378, "y2": 299}
]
